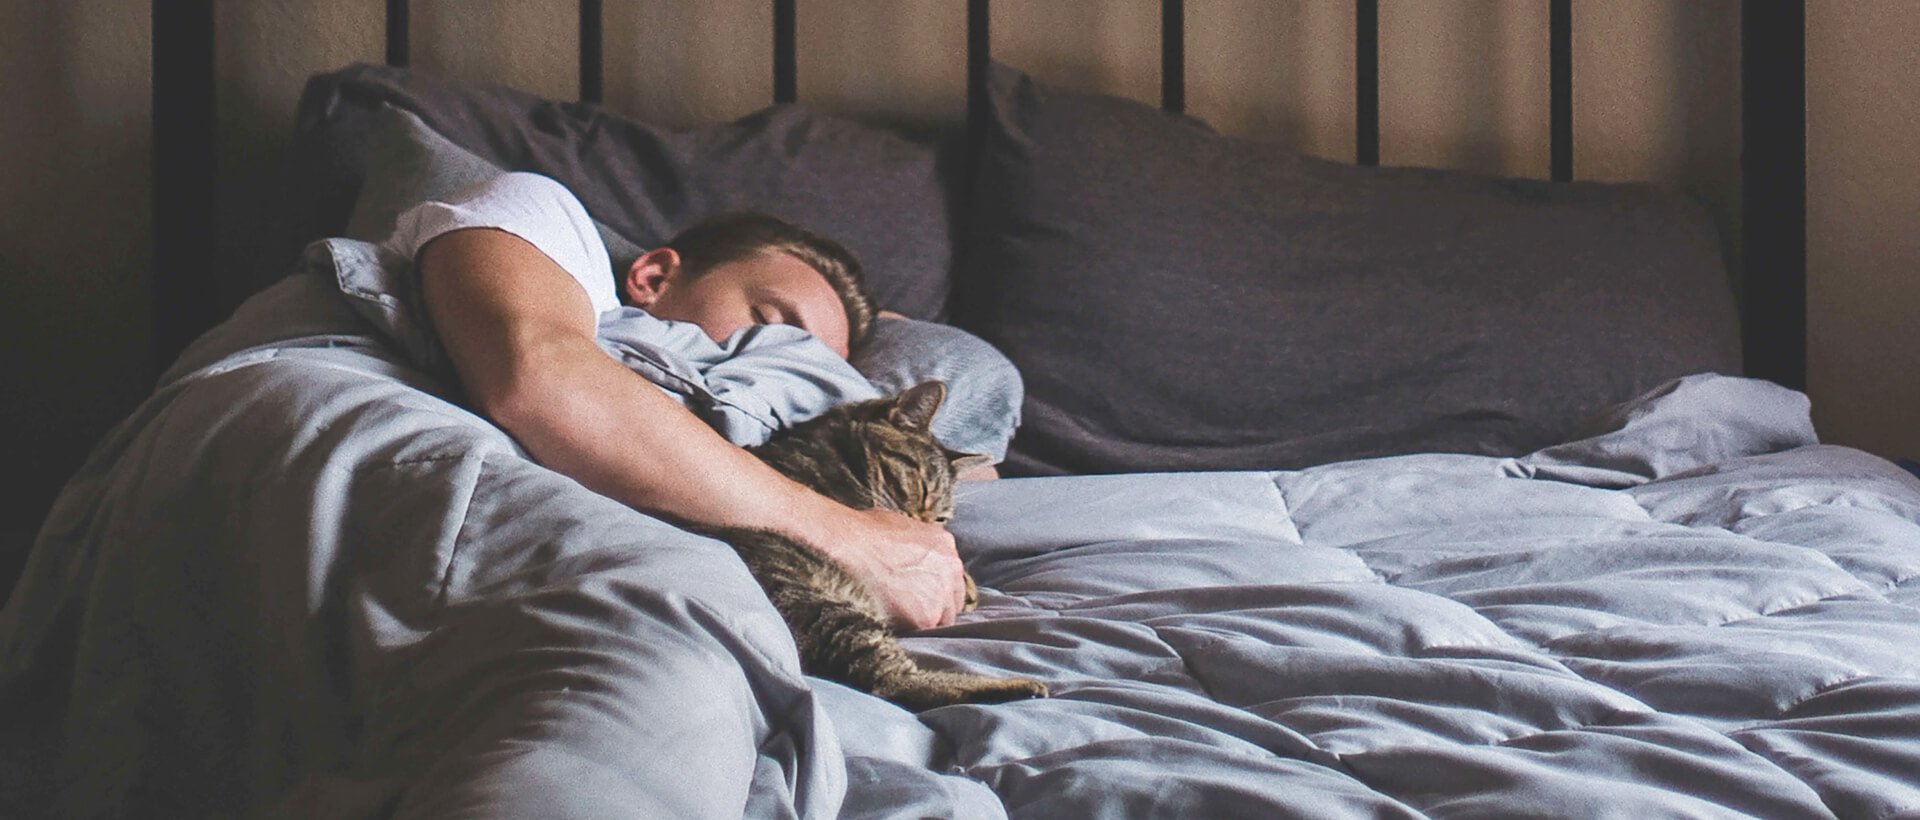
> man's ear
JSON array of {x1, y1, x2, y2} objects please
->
[{"x1": 622, "y1": 247, "x2": 681, "y2": 308}]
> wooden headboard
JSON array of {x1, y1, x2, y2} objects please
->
[{"x1": 149, "y1": 0, "x2": 1807, "y2": 388}]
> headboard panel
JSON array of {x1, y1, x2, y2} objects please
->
[
  {"x1": 1355, "y1": 0, "x2": 1379, "y2": 165},
  {"x1": 582, "y1": 0, "x2": 605, "y2": 104},
  {"x1": 1162, "y1": 0, "x2": 1185, "y2": 114},
  {"x1": 1551, "y1": 0, "x2": 1572, "y2": 182},
  {"x1": 149, "y1": 0, "x2": 1808, "y2": 390},
  {"x1": 1742, "y1": 2, "x2": 1810, "y2": 391},
  {"x1": 150, "y1": 0, "x2": 218, "y2": 382},
  {"x1": 772, "y1": 0, "x2": 794, "y2": 104},
  {"x1": 384, "y1": 0, "x2": 408, "y2": 68}
]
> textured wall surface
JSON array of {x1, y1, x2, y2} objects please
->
[
  {"x1": 1, "y1": 0, "x2": 156, "y2": 587},
  {"x1": 1807, "y1": 0, "x2": 1920, "y2": 462},
  {"x1": 3, "y1": 0, "x2": 1915, "y2": 585}
]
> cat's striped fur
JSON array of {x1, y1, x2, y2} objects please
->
[{"x1": 708, "y1": 381, "x2": 1049, "y2": 711}]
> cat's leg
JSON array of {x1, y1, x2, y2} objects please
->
[
  {"x1": 790, "y1": 589, "x2": 1049, "y2": 711},
  {"x1": 872, "y1": 668, "x2": 1052, "y2": 712},
  {"x1": 740, "y1": 536, "x2": 1046, "y2": 710}
]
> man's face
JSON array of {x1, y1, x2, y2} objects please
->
[{"x1": 628, "y1": 249, "x2": 851, "y2": 357}]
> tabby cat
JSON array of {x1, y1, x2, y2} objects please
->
[{"x1": 706, "y1": 380, "x2": 1049, "y2": 711}]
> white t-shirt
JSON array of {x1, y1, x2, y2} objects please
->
[{"x1": 383, "y1": 171, "x2": 622, "y2": 317}]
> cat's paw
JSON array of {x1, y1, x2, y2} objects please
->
[
  {"x1": 948, "y1": 675, "x2": 1049, "y2": 706},
  {"x1": 975, "y1": 677, "x2": 1049, "y2": 702},
  {"x1": 883, "y1": 673, "x2": 1050, "y2": 710}
]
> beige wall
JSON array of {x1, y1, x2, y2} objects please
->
[
  {"x1": 2, "y1": 0, "x2": 156, "y2": 576},
  {"x1": 1808, "y1": 0, "x2": 1920, "y2": 464},
  {"x1": 4, "y1": 1, "x2": 1916, "y2": 575}
]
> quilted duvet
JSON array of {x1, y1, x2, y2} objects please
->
[{"x1": 4, "y1": 271, "x2": 1918, "y2": 819}]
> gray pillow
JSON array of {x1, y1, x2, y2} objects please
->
[
  {"x1": 266, "y1": 62, "x2": 958, "y2": 319},
  {"x1": 953, "y1": 63, "x2": 1742, "y2": 476}
]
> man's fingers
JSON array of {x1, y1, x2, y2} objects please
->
[{"x1": 843, "y1": 507, "x2": 967, "y2": 630}]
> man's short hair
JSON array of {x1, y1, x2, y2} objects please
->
[{"x1": 663, "y1": 212, "x2": 876, "y2": 344}]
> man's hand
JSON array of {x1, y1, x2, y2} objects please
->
[{"x1": 802, "y1": 507, "x2": 966, "y2": 631}]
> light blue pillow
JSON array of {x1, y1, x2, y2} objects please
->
[{"x1": 851, "y1": 317, "x2": 1023, "y2": 463}]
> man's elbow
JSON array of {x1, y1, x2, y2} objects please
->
[
  {"x1": 473, "y1": 378, "x2": 547, "y2": 435},
  {"x1": 461, "y1": 340, "x2": 599, "y2": 439}
]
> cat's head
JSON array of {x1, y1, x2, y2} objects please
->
[{"x1": 767, "y1": 381, "x2": 993, "y2": 523}]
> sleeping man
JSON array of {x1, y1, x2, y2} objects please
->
[{"x1": 380, "y1": 171, "x2": 999, "y2": 630}]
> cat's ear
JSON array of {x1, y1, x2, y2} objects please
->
[
  {"x1": 945, "y1": 448, "x2": 995, "y2": 474},
  {"x1": 887, "y1": 381, "x2": 947, "y2": 430}
]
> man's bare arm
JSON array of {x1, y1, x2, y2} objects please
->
[{"x1": 416, "y1": 228, "x2": 965, "y2": 629}]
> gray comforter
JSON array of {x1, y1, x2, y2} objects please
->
[{"x1": 4, "y1": 272, "x2": 1918, "y2": 818}]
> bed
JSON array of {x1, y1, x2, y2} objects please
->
[{"x1": 10, "y1": 2, "x2": 1920, "y2": 818}]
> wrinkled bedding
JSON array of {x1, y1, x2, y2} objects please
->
[{"x1": 4, "y1": 272, "x2": 1919, "y2": 819}]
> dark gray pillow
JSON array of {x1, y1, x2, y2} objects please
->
[
  {"x1": 953, "y1": 64, "x2": 1742, "y2": 476},
  {"x1": 346, "y1": 104, "x2": 645, "y2": 269},
  {"x1": 262, "y1": 62, "x2": 957, "y2": 319}
]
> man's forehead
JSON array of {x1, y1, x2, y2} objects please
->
[{"x1": 733, "y1": 251, "x2": 832, "y2": 293}]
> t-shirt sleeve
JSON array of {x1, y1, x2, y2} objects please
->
[{"x1": 383, "y1": 171, "x2": 621, "y2": 317}]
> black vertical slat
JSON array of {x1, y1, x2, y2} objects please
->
[
  {"x1": 953, "y1": 0, "x2": 992, "y2": 323},
  {"x1": 1550, "y1": 0, "x2": 1572, "y2": 181},
  {"x1": 967, "y1": 0, "x2": 991, "y2": 154},
  {"x1": 1356, "y1": 0, "x2": 1379, "y2": 166},
  {"x1": 773, "y1": 0, "x2": 797, "y2": 103},
  {"x1": 152, "y1": 0, "x2": 219, "y2": 375},
  {"x1": 1162, "y1": 0, "x2": 1185, "y2": 113},
  {"x1": 386, "y1": 0, "x2": 410, "y2": 67},
  {"x1": 580, "y1": 0, "x2": 603, "y2": 103},
  {"x1": 1742, "y1": 0, "x2": 1807, "y2": 390}
]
